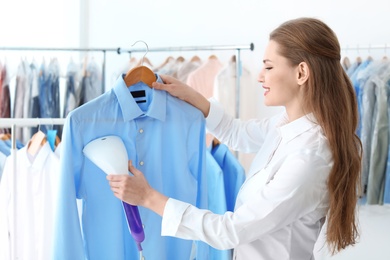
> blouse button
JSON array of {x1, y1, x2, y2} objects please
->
[
  {"x1": 139, "y1": 161, "x2": 144, "y2": 166},
  {"x1": 139, "y1": 129, "x2": 144, "y2": 134}
]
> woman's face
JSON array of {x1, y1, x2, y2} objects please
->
[{"x1": 258, "y1": 40, "x2": 303, "y2": 114}]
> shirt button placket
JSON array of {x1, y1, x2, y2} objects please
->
[{"x1": 138, "y1": 128, "x2": 144, "y2": 167}]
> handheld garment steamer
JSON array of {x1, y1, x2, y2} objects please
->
[{"x1": 83, "y1": 136, "x2": 145, "y2": 253}]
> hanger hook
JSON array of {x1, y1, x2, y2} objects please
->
[{"x1": 131, "y1": 40, "x2": 149, "y2": 66}]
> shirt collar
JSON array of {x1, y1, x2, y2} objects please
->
[
  {"x1": 113, "y1": 74, "x2": 166, "y2": 122},
  {"x1": 22, "y1": 141, "x2": 53, "y2": 170},
  {"x1": 277, "y1": 112, "x2": 319, "y2": 142}
]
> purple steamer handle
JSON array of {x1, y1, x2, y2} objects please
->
[{"x1": 122, "y1": 201, "x2": 145, "y2": 251}]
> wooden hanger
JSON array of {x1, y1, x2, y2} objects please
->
[
  {"x1": 342, "y1": 56, "x2": 350, "y2": 71},
  {"x1": 212, "y1": 137, "x2": 221, "y2": 148},
  {"x1": 208, "y1": 54, "x2": 218, "y2": 60},
  {"x1": 124, "y1": 41, "x2": 156, "y2": 88},
  {"x1": 27, "y1": 130, "x2": 47, "y2": 156},
  {"x1": 124, "y1": 65, "x2": 156, "y2": 88},
  {"x1": 190, "y1": 55, "x2": 201, "y2": 62},
  {"x1": 0, "y1": 133, "x2": 11, "y2": 141},
  {"x1": 176, "y1": 56, "x2": 185, "y2": 63}
]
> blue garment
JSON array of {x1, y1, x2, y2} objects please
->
[
  {"x1": 210, "y1": 143, "x2": 245, "y2": 212},
  {"x1": 53, "y1": 75, "x2": 208, "y2": 260},
  {"x1": 0, "y1": 141, "x2": 10, "y2": 156},
  {"x1": 365, "y1": 62, "x2": 389, "y2": 205},
  {"x1": 350, "y1": 58, "x2": 373, "y2": 138},
  {"x1": 38, "y1": 59, "x2": 62, "y2": 137},
  {"x1": 207, "y1": 143, "x2": 245, "y2": 260},
  {"x1": 358, "y1": 61, "x2": 389, "y2": 203},
  {"x1": 384, "y1": 76, "x2": 390, "y2": 204},
  {"x1": 202, "y1": 150, "x2": 230, "y2": 260}
]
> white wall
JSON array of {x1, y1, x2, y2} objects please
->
[{"x1": 2, "y1": 1, "x2": 390, "y2": 259}]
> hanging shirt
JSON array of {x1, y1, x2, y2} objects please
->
[
  {"x1": 53, "y1": 74, "x2": 208, "y2": 260},
  {"x1": 213, "y1": 58, "x2": 260, "y2": 172},
  {"x1": 13, "y1": 60, "x2": 30, "y2": 143},
  {"x1": 0, "y1": 142, "x2": 60, "y2": 260},
  {"x1": 209, "y1": 142, "x2": 245, "y2": 212},
  {"x1": 187, "y1": 56, "x2": 224, "y2": 147},
  {"x1": 162, "y1": 100, "x2": 332, "y2": 260},
  {"x1": 0, "y1": 64, "x2": 11, "y2": 135},
  {"x1": 204, "y1": 150, "x2": 231, "y2": 260}
]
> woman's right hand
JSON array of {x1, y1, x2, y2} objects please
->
[{"x1": 152, "y1": 75, "x2": 211, "y2": 117}]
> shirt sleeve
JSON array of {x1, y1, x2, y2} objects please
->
[
  {"x1": 205, "y1": 98, "x2": 270, "y2": 153},
  {"x1": 161, "y1": 150, "x2": 331, "y2": 250},
  {"x1": 52, "y1": 115, "x2": 85, "y2": 259}
]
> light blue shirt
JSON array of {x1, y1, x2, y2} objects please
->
[
  {"x1": 53, "y1": 74, "x2": 208, "y2": 260},
  {"x1": 203, "y1": 150, "x2": 230, "y2": 260},
  {"x1": 210, "y1": 143, "x2": 245, "y2": 212}
]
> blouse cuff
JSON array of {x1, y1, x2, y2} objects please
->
[
  {"x1": 206, "y1": 97, "x2": 224, "y2": 132},
  {"x1": 161, "y1": 198, "x2": 191, "y2": 237}
]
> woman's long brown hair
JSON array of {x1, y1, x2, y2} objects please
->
[{"x1": 270, "y1": 17, "x2": 362, "y2": 254}]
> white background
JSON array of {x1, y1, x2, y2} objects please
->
[{"x1": 1, "y1": 0, "x2": 390, "y2": 259}]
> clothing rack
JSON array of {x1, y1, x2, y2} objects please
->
[
  {"x1": 342, "y1": 44, "x2": 388, "y2": 51},
  {"x1": 1, "y1": 43, "x2": 254, "y2": 119},
  {"x1": 118, "y1": 43, "x2": 255, "y2": 119}
]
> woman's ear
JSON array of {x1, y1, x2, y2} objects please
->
[{"x1": 297, "y1": 62, "x2": 310, "y2": 86}]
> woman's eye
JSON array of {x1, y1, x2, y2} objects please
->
[{"x1": 265, "y1": 67, "x2": 273, "y2": 70}]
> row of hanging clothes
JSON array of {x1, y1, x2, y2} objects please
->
[
  {"x1": 342, "y1": 50, "x2": 390, "y2": 205},
  {"x1": 0, "y1": 56, "x2": 104, "y2": 145}
]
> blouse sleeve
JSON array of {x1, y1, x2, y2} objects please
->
[{"x1": 205, "y1": 98, "x2": 276, "y2": 153}]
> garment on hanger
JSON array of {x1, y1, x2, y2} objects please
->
[
  {"x1": 53, "y1": 74, "x2": 208, "y2": 260},
  {"x1": 0, "y1": 141, "x2": 60, "y2": 260},
  {"x1": 187, "y1": 55, "x2": 223, "y2": 147},
  {"x1": 0, "y1": 63, "x2": 11, "y2": 134},
  {"x1": 209, "y1": 142, "x2": 245, "y2": 212},
  {"x1": 176, "y1": 58, "x2": 202, "y2": 83},
  {"x1": 13, "y1": 59, "x2": 31, "y2": 144},
  {"x1": 203, "y1": 150, "x2": 231, "y2": 260},
  {"x1": 63, "y1": 58, "x2": 82, "y2": 117},
  {"x1": 79, "y1": 57, "x2": 103, "y2": 106},
  {"x1": 357, "y1": 60, "x2": 390, "y2": 205},
  {"x1": 213, "y1": 56, "x2": 260, "y2": 172},
  {"x1": 38, "y1": 58, "x2": 62, "y2": 138}
]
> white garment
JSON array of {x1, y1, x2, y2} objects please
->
[
  {"x1": 162, "y1": 100, "x2": 333, "y2": 260},
  {"x1": 213, "y1": 58, "x2": 261, "y2": 172},
  {"x1": 0, "y1": 142, "x2": 60, "y2": 260},
  {"x1": 0, "y1": 152, "x2": 6, "y2": 181}
]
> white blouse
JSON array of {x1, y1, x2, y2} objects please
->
[{"x1": 162, "y1": 100, "x2": 333, "y2": 260}]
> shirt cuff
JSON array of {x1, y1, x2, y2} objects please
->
[
  {"x1": 161, "y1": 198, "x2": 191, "y2": 237},
  {"x1": 206, "y1": 97, "x2": 224, "y2": 132}
]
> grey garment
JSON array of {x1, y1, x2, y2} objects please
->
[
  {"x1": 366, "y1": 62, "x2": 390, "y2": 204},
  {"x1": 63, "y1": 60, "x2": 82, "y2": 117},
  {"x1": 176, "y1": 60, "x2": 201, "y2": 83},
  {"x1": 359, "y1": 61, "x2": 386, "y2": 195},
  {"x1": 13, "y1": 60, "x2": 31, "y2": 143},
  {"x1": 80, "y1": 59, "x2": 103, "y2": 105},
  {"x1": 38, "y1": 58, "x2": 62, "y2": 137},
  {"x1": 29, "y1": 62, "x2": 40, "y2": 136}
]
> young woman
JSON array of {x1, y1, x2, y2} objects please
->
[{"x1": 107, "y1": 17, "x2": 362, "y2": 259}]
